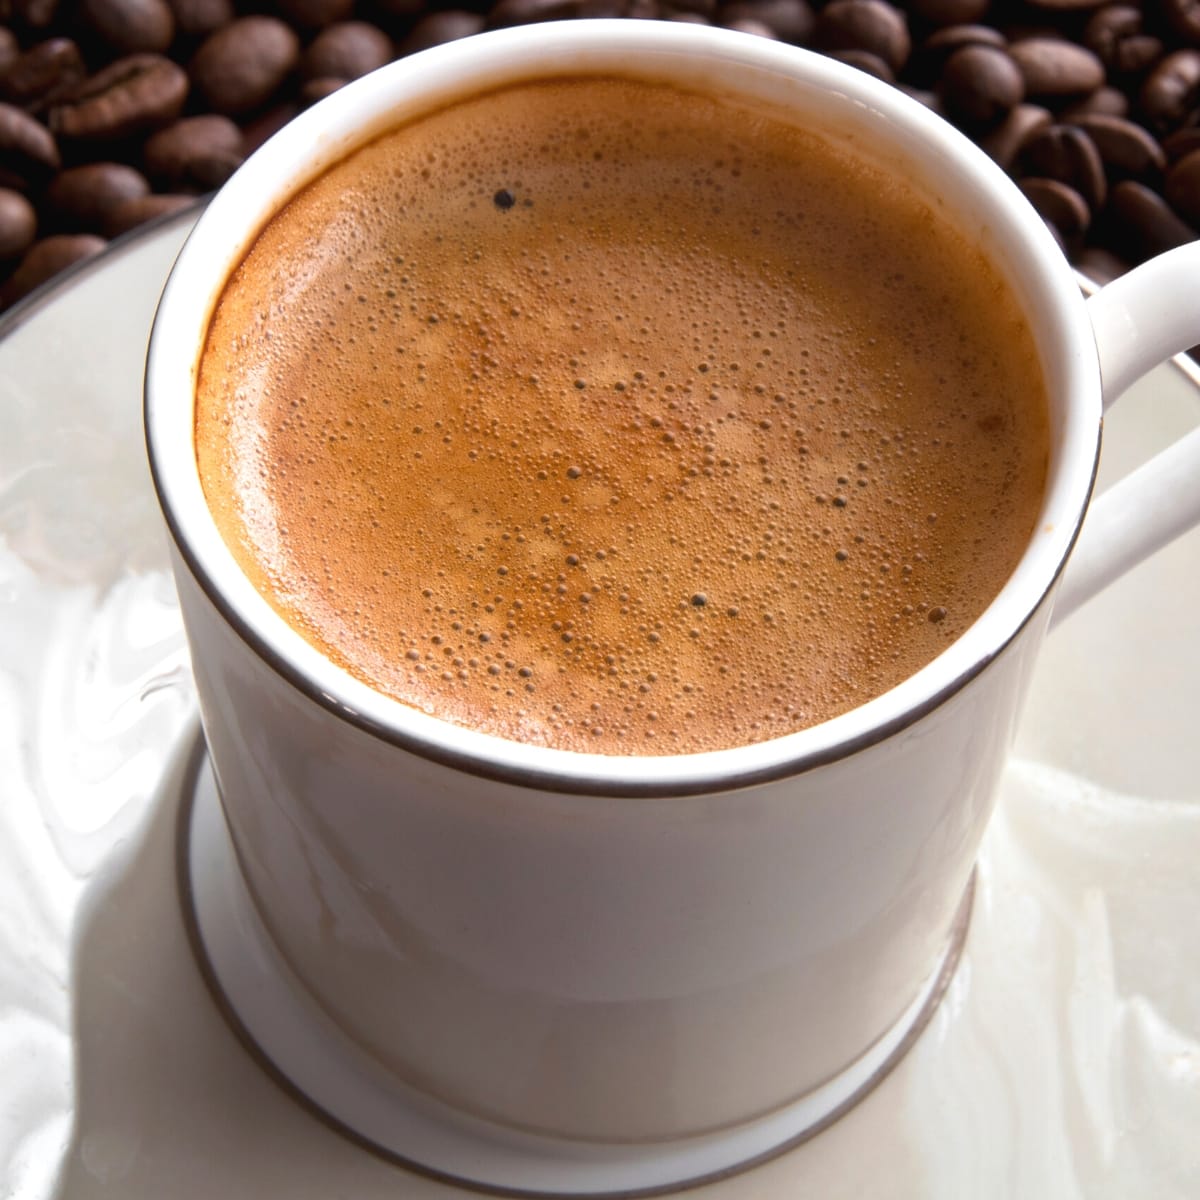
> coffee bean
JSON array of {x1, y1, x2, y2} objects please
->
[
  {"x1": 82, "y1": 0, "x2": 175, "y2": 54},
  {"x1": 717, "y1": 0, "x2": 814, "y2": 42},
  {"x1": 164, "y1": 0, "x2": 232, "y2": 38},
  {"x1": 238, "y1": 100, "x2": 299, "y2": 153},
  {"x1": 978, "y1": 103, "x2": 1051, "y2": 170},
  {"x1": 48, "y1": 54, "x2": 188, "y2": 140},
  {"x1": 486, "y1": 0, "x2": 622, "y2": 26},
  {"x1": 1020, "y1": 123, "x2": 1107, "y2": 210},
  {"x1": 1162, "y1": 0, "x2": 1200, "y2": 46},
  {"x1": 911, "y1": 22, "x2": 1005, "y2": 88},
  {"x1": 908, "y1": 0, "x2": 989, "y2": 25},
  {"x1": 940, "y1": 44, "x2": 1024, "y2": 127},
  {"x1": 0, "y1": 30, "x2": 18, "y2": 79},
  {"x1": 815, "y1": 0, "x2": 910, "y2": 74},
  {"x1": 0, "y1": 233, "x2": 106, "y2": 306},
  {"x1": 190, "y1": 17, "x2": 300, "y2": 116},
  {"x1": 396, "y1": 11, "x2": 486, "y2": 55},
  {"x1": 46, "y1": 161, "x2": 150, "y2": 231},
  {"x1": 0, "y1": 38, "x2": 85, "y2": 110},
  {"x1": 1163, "y1": 125, "x2": 1200, "y2": 161},
  {"x1": 1058, "y1": 85, "x2": 1129, "y2": 120},
  {"x1": 369, "y1": 0, "x2": 427, "y2": 22},
  {"x1": 1140, "y1": 49, "x2": 1200, "y2": 130},
  {"x1": 0, "y1": 187, "x2": 37, "y2": 259},
  {"x1": 1165, "y1": 148, "x2": 1200, "y2": 224},
  {"x1": 1083, "y1": 6, "x2": 1162, "y2": 77},
  {"x1": 301, "y1": 22, "x2": 394, "y2": 82},
  {"x1": 1106, "y1": 178, "x2": 1198, "y2": 257},
  {"x1": 1023, "y1": 0, "x2": 1108, "y2": 8},
  {"x1": 1020, "y1": 176, "x2": 1091, "y2": 245},
  {"x1": 828, "y1": 48, "x2": 895, "y2": 83},
  {"x1": 0, "y1": 102, "x2": 60, "y2": 189},
  {"x1": 299, "y1": 76, "x2": 345, "y2": 105},
  {"x1": 7, "y1": 0, "x2": 60, "y2": 28},
  {"x1": 1073, "y1": 113, "x2": 1166, "y2": 180},
  {"x1": 666, "y1": 0, "x2": 720, "y2": 16},
  {"x1": 142, "y1": 113, "x2": 243, "y2": 188},
  {"x1": 275, "y1": 0, "x2": 354, "y2": 29},
  {"x1": 1075, "y1": 244, "x2": 1132, "y2": 283},
  {"x1": 102, "y1": 189, "x2": 194, "y2": 235},
  {"x1": 722, "y1": 16, "x2": 779, "y2": 38},
  {"x1": 1009, "y1": 37, "x2": 1106, "y2": 97}
]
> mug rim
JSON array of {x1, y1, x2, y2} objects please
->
[{"x1": 145, "y1": 20, "x2": 1102, "y2": 797}]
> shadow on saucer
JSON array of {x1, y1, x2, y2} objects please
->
[{"x1": 53, "y1": 725, "x2": 452, "y2": 1200}]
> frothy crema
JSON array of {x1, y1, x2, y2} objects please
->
[{"x1": 195, "y1": 76, "x2": 1049, "y2": 754}]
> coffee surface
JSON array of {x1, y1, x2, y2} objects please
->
[{"x1": 196, "y1": 76, "x2": 1049, "y2": 755}]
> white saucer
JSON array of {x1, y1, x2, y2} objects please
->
[
  {"x1": 2, "y1": 212, "x2": 1199, "y2": 1199},
  {"x1": 179, "y1": 727, "x2": 970, "y2": 1197}
]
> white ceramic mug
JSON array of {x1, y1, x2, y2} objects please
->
[{"x1": 145, "y1": 20, "x2": 1200, "y2": 1196}]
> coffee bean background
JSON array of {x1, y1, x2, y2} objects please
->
[{"x1": 3, "y1": 0, "x2": 1200, "y2": 309}]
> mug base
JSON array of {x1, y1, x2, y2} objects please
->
[{"x1": 177, "y1": 732, "x2": 972, "y2": 1198}]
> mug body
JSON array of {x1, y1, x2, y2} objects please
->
[{"x1": 147, "y1": 22, "x2": 1101, "y2": 1142}]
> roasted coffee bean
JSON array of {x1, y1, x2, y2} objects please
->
[
  {"x1": 1058, "y1": 85, "x2": 1129, "y2": 119},
  {"x1": 0, "y1": 233, "x2": 105, "y2": 306},
  {"x1": 301, "y1": 22, "x2": 393, "y2": 81},
  {"x1": 911, "y1": 23, "x2": 1006, "y2": 87},
  {"x1": 8, "y1": 0, "x2": 60, "y2": 28},
  {"x1": 1020, "y1": 176, "x2": 1091, "y2": 244},
  {"x1": 299, "y1": 75, "x2": 345, "y2": 105},
  {"x1": 1020, "y1": 124, "x2": 1107, "y2": 210},
  {"x1": 275, "y1": 0, "x2": 353, "y2": 29},
  {"x1": 0, "y1": 38, "x2": 85, "y2": 109},
  {"x1": 978, "y1": 103, "x2": 1051, "y2": 170},
  {"x1": 665, "y1": 0, "x2": 720, "y2": 16},
  {"x1": 0, "y1": 187, "x2": 36, "y2": 259},
  {"x1": 1162, "y1": 0, "x2": 1200, "y2": 46},
  {"x1": 1163, "y1": 125, "x2": 1200, "y2": 161},
  {"x1": 908, "y1": 0, "x2": 989, "y2": 25},
  {"x1": 0, "y1": 102, "x2": 59, "y2": 188},
  {"x1": 1009, "y1": 37, "x2": 1106, "y2": 97},
  {"x1": 238, "y1": 99, "x2": 299, "y2": 153},
  {"x1": 103, "y1": 189, "x2": 194, "y2": 235},
  {"x1": 815, "y1": 0, "x2": 910, "y2": 74},
  {"x1": 1073, "y1": 113, "x2": 1166, "y2": 180},
  {"x1": 722, "y1": 16, "x2": 778, "y2": 38},
  {"x1": 1083, "y1": 7, "x2": 1162, "y2": 77},
  {"x1": 1075, "y1": 244, "x2": 1132, "y2": 282},
  {"x1": 368, "y1": 0, "x2": 427, "y2": 21},
  {"x1": 1140, "y1": 50, "x2": 1200, "y2": 130},
  {"x1": 0, "y1": 30, "x2": 18, "y2": 78},
  {"x1": 102, "y1": 189, "x2": 193, "y2": 235},
  {"x1": 46, "y1": 161, "x2": 149, "y2": 231},
  {"x1": 1165, "y1": 148, "x2": 1200, "y2": 224},
  {"x1": 940, "y1": 45, "x2": 1024, "y2": 127},
  {"x1": 1107, "y1": 178, "x2": 1198, "y2": 256},
  {"x1": 486, "y1": 0, "x2": 621, "y2": 26},
  {"x1": 82, "y1": 0, "x2": 175, "y2": 54},
  {"x1": 396, "y1": 11, "x2": 486, "y2": 54},
  {"x1": 142, "y1": 113, "x2": 243, "y2": 188},
  {"x1": 165, "y1": 0, "x2": 232, "y2": 38},
  {"x1": 48, "y1": 54, "x2": 188, "y2": 140},
  {"x1": 828, "y1": 48, "x2": 895, "y2": 82},
  {"x1": 717, "y1": 0, "x2": 814, "y2": 42},
  {"x1": 189, "y1": 17, "x2": 300, "y2": 115}
]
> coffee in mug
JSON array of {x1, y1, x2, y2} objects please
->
[{"x1": 194, "y1": 74, "x2": 1050, "y2": 754}]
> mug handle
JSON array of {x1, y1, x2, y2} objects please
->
[{"x1": 1051, "y1": 242, "x2": 1200, "y2": 625}]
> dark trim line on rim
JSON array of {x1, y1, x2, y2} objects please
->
[{"x1": 173, "y1": 727, "x2": 976, "y2": 1198}]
